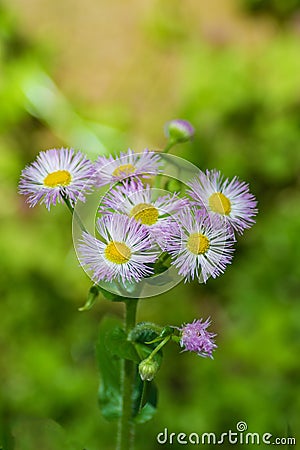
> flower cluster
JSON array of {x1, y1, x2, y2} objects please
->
[
  {"x1": 18, "y1": 122, "x2": 258, "y2": 366},
  {"x1": 19, "y1": 141, "x2": 257, "y2": 285}
]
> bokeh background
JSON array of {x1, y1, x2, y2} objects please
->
[{"x1": 1, "y1": 0, "x2": 300, "y2": 448}]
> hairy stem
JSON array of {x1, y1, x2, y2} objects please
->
[{"x1": 117, "y1": 299, "x2": 138, "y2": 450}]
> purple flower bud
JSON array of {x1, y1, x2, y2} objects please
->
[{"x1": 164, "y1": 119, "x2": 195, "y2": 143}]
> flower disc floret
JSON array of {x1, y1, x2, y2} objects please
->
[
  {"x1": 130, "y1": 203, "x2": 159, "y2": 226},
  {"x1": 208, "y1": 192, "x2": 231, "y2": 215},
  {"x1": 104, "y1": 241, "x2": 132, "y2": 264},
  {"x1": 112, "y1": 163, "x2": 136, "y2": 178},
  {"x1": 44, "y1": 170, "x2": 72, "y2": 187},
  {"x1": 187, "y1": 232, "x2": 210, "y2": 255}
]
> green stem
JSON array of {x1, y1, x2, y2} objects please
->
[
  {"x1": 62, "y1": 195, "x2": 87, "y2": 233},
  {"x1": 148, "y1": 335, "x2": 171, "y2": 359},
  {"x1": 153, "y1": 140, "x2": 176, "y2": 189},
  {"x1": 162, "y1": 139, "x2": 176, "y2": 154},
  {"x1": 138, "y1": 381, "x2": 147, "y2": 414},
  {"x1": 117, "y1": 299, "x2": 138, "y2": 450}
]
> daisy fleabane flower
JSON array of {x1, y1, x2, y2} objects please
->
[
  {"x1": 94, "y1": 148, "x2": 162, "y2": 187},
  {"x1": 167, "y1": 208, "x2": 235, "y2": 283},
  {"x1": 187, "y1": 170, "x2": 258, "y2": 235},
  {"x1": 99, "y1": 182, "x2": 188, "y2": 249},
  {"x1": 78, "y1": 214, "x2": 159, "y2": 283},
  {"x1": 19, "y1": 148, "x2": 95, "y2": 210},
  {"x1": 179, "y1": 318, "x2": 217, "y2": 359}
]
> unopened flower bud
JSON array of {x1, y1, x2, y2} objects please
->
[
  {"x1": 164, "y1": 119, "x2": 195, "y2": 143},
  {"x1": 138, "y1": 358, "x2": 159, "y2": 381}
]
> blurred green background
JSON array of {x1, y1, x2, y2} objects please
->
[{"x1": 1, "y1": 0, "x2": 300, "y2": 448}]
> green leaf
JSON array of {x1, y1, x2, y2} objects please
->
[
  {"x1": 78, "y1": 285, "x2": 99, "y2": 311},
  {"x1": 97, "y1": 285, "x2": 125, "y2": 302},
  {"x1": 129, "y1": 322, "x2": 162, "y2": 345},
  {"x1": 106, "y1": 326, "x2": 140, "y2": 363},
  {"x1": 134, "y1": 401, "x2": 157, "y2": 424},
  {"x1": 160, "y1": 326, "x2": 175, "y2": 337},
  {"x1": 96, "y1": 317, "x2": 122, "y2": 420},
  {"x1": 96, "y1": 318, "x2": 162, "y2": 423},
  {"x1": 132, "y1": 376, "x2": 158, "y2": 424},
  {"x1": 134, "y1": 342, "x2": 163, "y2": 369}
]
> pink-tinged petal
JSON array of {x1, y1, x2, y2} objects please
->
[
  {"x1": 19, "y1": 148, "x2": 95, "y2": 210},
  {"x1": 187, "y1": 169, "x2": 258, "y2": 235},
  {"x1": 78, "y1": 214, "x2": 159, "y2": 283},
  {"x1": 94, "y1": 148, "x2": 163, "y2": 187}
]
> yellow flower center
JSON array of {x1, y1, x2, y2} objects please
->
[
  {"x1": 112, "y1": 164, "x2": 136, "y2": 178},
  {"x1": 209, "y1": 192, "x2": 231, "y2": 215},
  {"x1": 187, "y1": 232, "x2": 210, "y2": 255},
  {"x1": 104, "y1": 241, "x2": 131, "y2": 264},
  {"x1": 130, "y1": 203, "x2": 159, "y2": 226},
  {"x1": 44, "y1": 170, "x2": 72, "y2": 188}
]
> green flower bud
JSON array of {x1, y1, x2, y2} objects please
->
[{"x1": 139, "y1": 358, "x2": 160, "y2": 381}]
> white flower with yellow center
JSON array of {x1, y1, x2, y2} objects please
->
[
  {"x1": 94, "y1": 149, "x2": 162, "y2": 187},
  {"x1": 19, "y1": 148, "x2": 95, "y2": 210},
  {"x1": 99, "y1": 183, "x2": 188, "y2": 249},
  {"x1": 78, "y1": 214, "x2": 159, "y2": 283},
  {"x1": 187, "y1": 170, "x2": 258, "y2": 235},
  {"x1": 167, "y1": 208, "x2": 235, "y2": 283}
]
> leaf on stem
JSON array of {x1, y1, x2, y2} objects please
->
[
  {"x1": 78, "y1": 285, "x2": 99, "y2": 311},
  {"x1": 96, "y1": 317, "x2": 163, "y2": 423},
  {"x1": 97, "y1": 285, "x2": 127, "y2": 302},
  {"x1": 133, "y1": 377, "x2": 158, "y2": 424},
  {"x1": 96, "y1": 317, "x2": 123, "y2": 420},
  {"x1": 106, "y1": 327, "x2": 140, "y2": 364},
  {"x1": 129, "y1": 322, "x2": 162, "y2": 345},
  {"x1": 96, "y1": 317, "x2": 141, "y2": 421}
]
